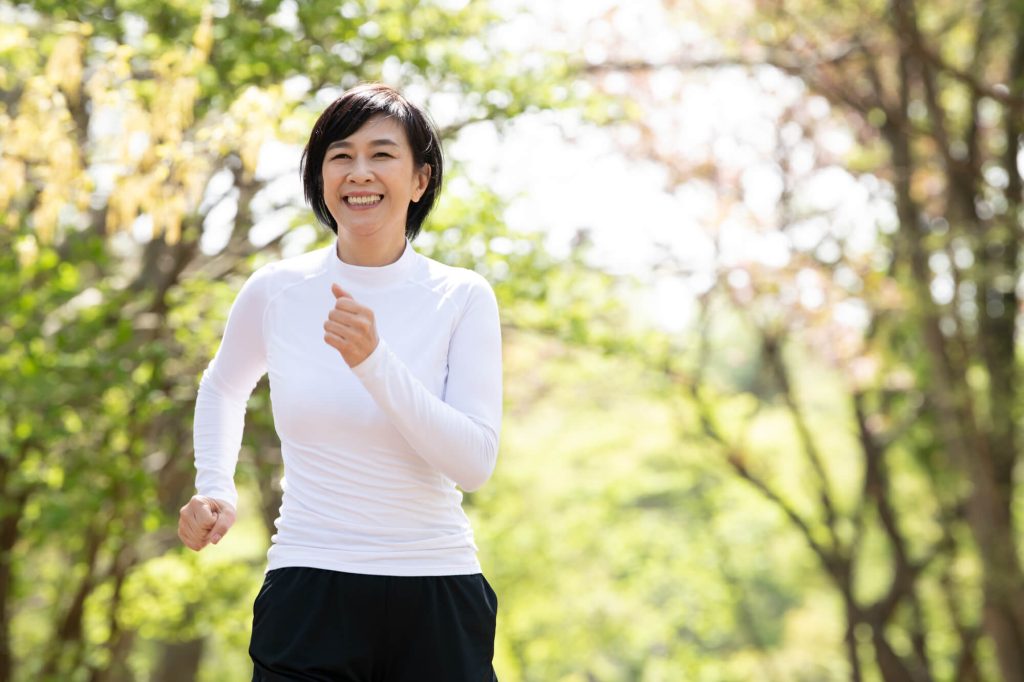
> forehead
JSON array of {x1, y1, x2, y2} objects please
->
[{"x1": 328, "y1": 115, "x2": 410, "y2": 149}]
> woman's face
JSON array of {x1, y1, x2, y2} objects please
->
[{"x1": 321, "y1": 115, "x2": 431, "y2": 244}]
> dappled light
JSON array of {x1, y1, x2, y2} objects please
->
[{"x1": 2, "y1": 0, "x2": 1022, "y2": 680}]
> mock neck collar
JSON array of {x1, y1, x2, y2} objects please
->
[{"x1": 324, "y1": 238, "x2": 418, "y2": 288}]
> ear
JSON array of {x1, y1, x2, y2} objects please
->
[{"x1": 411, "y1": 163, "x2": 432, "y2": 203}]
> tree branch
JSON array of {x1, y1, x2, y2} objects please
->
[{"x1": 761, "y1": 331, "x2": 843, "y2": 556}]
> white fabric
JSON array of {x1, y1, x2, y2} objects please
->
[{"x1": 192, "y1": 239, "x2": 503, "y2": 576}]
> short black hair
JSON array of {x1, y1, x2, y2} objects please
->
[{"x1": 300, "y1": 83, "x2": 444, "y2": 240}]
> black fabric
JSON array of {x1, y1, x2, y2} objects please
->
[{"x1": 249, "y1": 567, "x2": 498, "y2": 682}]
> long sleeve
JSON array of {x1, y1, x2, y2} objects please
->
[
  {"x1": 350, "y1": 278, "x2": 503, "y2": 492},
  {"x1": 192, "y1": 268, "x2": 270, "y2": 509}
]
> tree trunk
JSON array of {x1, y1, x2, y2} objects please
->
[
  {"x1": 0, "y1": 485, "x2": 30, "y2": 682},
  {"x1": 151, "y1": 638, "x2": 204, "y2": 682}
]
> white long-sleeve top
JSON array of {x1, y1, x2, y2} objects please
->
[{"x1": 192, "y1": 239, "x2": 503, "y2": 576}]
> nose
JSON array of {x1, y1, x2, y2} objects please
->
[{"x1": 347, "y1": 157, "x2": 374, "y2": 182}]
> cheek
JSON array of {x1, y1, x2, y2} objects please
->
[
  {"x1": 321, "y1": 170, "x2": 343, "y2": 200},
  {"x1": 322, "y1": 160, "x2": 348, "y2": 181}
]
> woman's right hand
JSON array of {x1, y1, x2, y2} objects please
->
[{"x1": 178, "y1": 495, "x2": 236, "y2": 551}]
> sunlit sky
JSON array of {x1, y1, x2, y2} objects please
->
[{"x1": 448, "y1": 0, "x2": 886, "y2": 331}]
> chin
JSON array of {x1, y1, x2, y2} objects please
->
[{"x1": 338, "y1": 222, "x2": 395, "y2": 240}]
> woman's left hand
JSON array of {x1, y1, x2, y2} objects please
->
[{"x1": 324, "y1": 283, "x2": 379, "y2": 367}]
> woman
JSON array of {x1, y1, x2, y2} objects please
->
[{"x1": 178, "y1": 83, "x2": 502, "y2": 681}]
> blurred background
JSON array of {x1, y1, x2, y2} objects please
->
[{"x1": 2, "y1": 0, "x2": 1023, "y2": 680}]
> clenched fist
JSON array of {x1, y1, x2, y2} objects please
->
[
  {"x1": 178, "y1": 495, "x2": 235, "y2": 551},
  {"x1": 323, "y1": 283, "x2": 379, "y2": 367}
]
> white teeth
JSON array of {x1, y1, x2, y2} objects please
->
[{"x1": 347, "y1": 195, "x2": 382, "y2": 205}]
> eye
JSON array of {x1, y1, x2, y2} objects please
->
[
  {"x1": 374, "y1": 152, "x2": 394, "y2": 158},
  {"x1": 330, "y1": 153, "x2": 351, "y2": 160}
]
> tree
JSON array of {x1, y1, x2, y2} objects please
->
[{"x1": 589, "y1": 0, "x2": 1023, "y2": 679}]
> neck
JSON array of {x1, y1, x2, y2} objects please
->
[{"x1": 335, "y1": 231, "x2": 407, "y2": 267}]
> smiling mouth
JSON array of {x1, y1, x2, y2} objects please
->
[{"x1": 345, "y1": 195, "x2": 382, "y2": 206}]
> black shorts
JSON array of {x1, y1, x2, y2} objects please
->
[{"x1": 249, "y1": 567, "x2": 499, "y2": 682}]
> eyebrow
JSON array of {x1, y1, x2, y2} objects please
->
[{"x1": 327, "y1": 139, "x2": 401, "y2": 150}]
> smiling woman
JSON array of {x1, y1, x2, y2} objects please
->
[
  {"x1": 301, "y1": 84, "x2": 444, "y2": 263},
  {"x1": 318, "y1": 116, "x2": 431, "y2": 265},
  {"x1": 179, "y1": 83, "x2": 502, "y2": 681}
]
